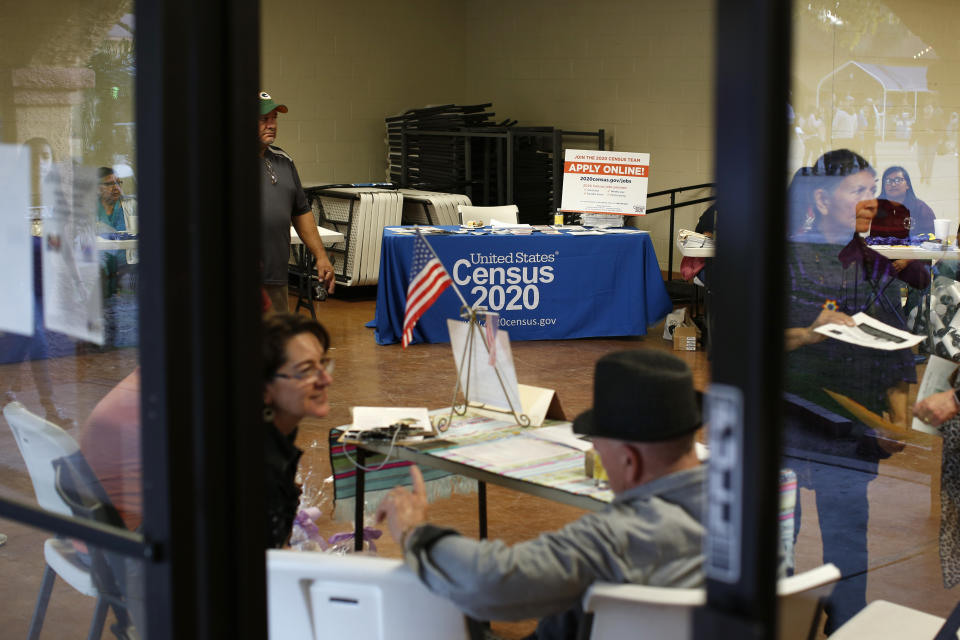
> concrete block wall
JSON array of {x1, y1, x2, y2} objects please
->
[
  {"x1": 262, "y1": 0, "x2": 717, "y2": 270},
  {"x1": 261, "y1": 0, "x2": 467, "y2": 185},
  {"x1": 461, "y1": 0, "x2": 716, "y2": 271}
]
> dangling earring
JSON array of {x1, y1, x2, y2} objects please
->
[{"x1": 263, "y1": 405, "x2": 276, "y2": 422}]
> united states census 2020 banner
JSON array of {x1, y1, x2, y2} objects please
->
[
  {"x1": 560, "y1": 149, "x2": 650, "y2": 215},
  {"x1": 373, "y1": 231, "x2": 673, "y2": 345}
]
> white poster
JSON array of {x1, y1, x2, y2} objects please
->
[
  {"x1": 560, "y1": 149, "x2": 650, "y2": 216},
  {"x1": 0, "y1": 145, "x2": 34, "y2": 336},
  {"x1": 447, "y1": 319, "x2": 522, "y2": 415},
  {"x1": 42, "y1": 164, "x2": 104, "y2": 345}
]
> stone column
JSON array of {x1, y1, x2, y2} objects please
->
[{"x1": 12, "y1": 66, "x2": 95, "y2": 159}]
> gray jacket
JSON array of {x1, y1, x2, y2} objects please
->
[{"x1": 403, "y1": 465, "x2": 706, "y2": 639}]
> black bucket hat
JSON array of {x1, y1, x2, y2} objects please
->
[{"x1": 573, "y1": 350, "x2": 700, "y2": 442}]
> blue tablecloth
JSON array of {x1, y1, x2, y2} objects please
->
[{"x1": 372, "y1": 227, "x2": 672, "y2": 345}]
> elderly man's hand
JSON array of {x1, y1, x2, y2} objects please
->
[
  {"x1": 913, "y1": 390, "x2": 960, "y2": 428},
  {"x1": 375, "y1": 466, "x2": 429, "y2": 545},
  {"x1": 316, "y1": 255, "x2": 336, "y2": 294}
]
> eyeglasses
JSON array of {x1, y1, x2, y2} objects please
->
[
  {"x1": 273, "y1": 358, "x2": 335, "y2": 382},
  {"x1": 884, "y1": 177, "x2": 906, "y2": 186},
  {"x1": 264, "y1": 157, "x2": 278, "y2": 185},
  {"x1": 100, "y1": 180, "x2": 123, "y2": 187}
]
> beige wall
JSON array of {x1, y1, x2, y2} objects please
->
[
  {"x1": 261, "y1": 0, "x2": 467, "y2": 185},
  {"x1": 262, "y1": 0, "x2": 716, "y2": 267},
  {"x1": 461, "y1": 0, "x2": 715, "y2": 265}
]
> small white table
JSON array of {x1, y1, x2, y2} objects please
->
[{"x1": 289, "y1": 225, "x2": 344, "y2": 247}]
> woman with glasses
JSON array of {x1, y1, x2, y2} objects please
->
[
  {"x1": 878, "y1": 165, "x2": 935, "y2": 236},
  {"x1": 262, "y1": 313, "x2": 334, "y2": 548}
]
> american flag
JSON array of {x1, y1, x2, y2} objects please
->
[{"x1": 402, "y1": 233, "x2": 452, "y2": 348}]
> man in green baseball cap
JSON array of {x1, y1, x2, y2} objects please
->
[{"x1": 258, "y1": 91, "x2": 335, "y2": 311}]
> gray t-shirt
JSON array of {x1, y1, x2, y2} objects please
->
[{"x1": 261, "y1": 145, "x2": 310, "y2": 285}]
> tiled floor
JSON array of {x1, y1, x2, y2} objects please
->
[{"x1": 0, "y1": 292, "x2": 956, "y2": 638}]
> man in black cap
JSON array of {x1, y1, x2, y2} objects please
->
[
  {"x1": 259, "y1": 90, "x2": 335, "y2": 312},
  {"x1": 375, "y1": 349, "x2": 705, "y2": 639}
]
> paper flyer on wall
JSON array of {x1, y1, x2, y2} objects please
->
[
  {"x1": 447, "y1": 318, "x2": 522, "y2": 417},
  {"x1": 911, "y1": 355, "x2": 958, "y2": 436},
  {"x1": 813, "y1": 312, "x2": 923, "y2": 351},
  {"x1": 559, "y1": 149, "x2": 650, "y2": 216},
  {"x1": 0, "y1": 145, "x2": 34, "y2": 337},
  {"x1": 42, "y1": 164, "x2": 105, "y2": 345}
]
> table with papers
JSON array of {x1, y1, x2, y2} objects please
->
[
  {"x1": 331, "y1": 410, "x2": 613, "y2": 550},
  {"x1": 371, "y1": 226, "x2": 673, "y2": 345}
]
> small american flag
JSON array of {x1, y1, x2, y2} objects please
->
[{"x1": 402, "y1": 233, "x2": 452, "y2": 348}]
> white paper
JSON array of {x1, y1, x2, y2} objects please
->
[
  {"x1": 525, "y1": 424, "x2": 593, "y2": 451},
  {"x1": 911, "y1": 356, "x2": 958, "y2": 436},
  {"x1": 0, "y1": 145, "x2": 34, "y2": 336},
  {"x1": 560, "y1": 149, "x2": 650, "y2": 216},
  {"x1": 350, "y1": 406, "x2": 433, "y2": 434},
  {"x1": 447, "y1": 319, "x2": 522, "y2": 415},
  {"x1": 42, "y1": 164, "x2": 104, "y2": 345},
  {"x1": 813, "y1": 312, "x2": 923, "y2": 350},
  {"x1": 489, "y1": 220, "x2": 531, "y2": 228},
  {"x1": 452, "y1": 435, "x2": 575, "y2": 467}
]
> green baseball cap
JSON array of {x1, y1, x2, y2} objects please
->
[{"x1": 259, "y1": 91, "x2": 288, "y2": 116}]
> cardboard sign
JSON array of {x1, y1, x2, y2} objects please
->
[{"x1": 560, "y1": 149, "x2": 650, "y2": 216}]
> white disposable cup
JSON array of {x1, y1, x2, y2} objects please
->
[{"x1": 934, "y1": 218, "x2": 951, "y2": 241}]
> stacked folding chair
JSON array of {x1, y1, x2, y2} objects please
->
[
  {"x1": 398, "y1": 189, "x2": 472, "y2": 226},
  {"x1": 386, "y1": 103, "x2": 498, "y2": 192},
  {"x1": 302, "y1": 186, "x2": 403, "y2": 287}
]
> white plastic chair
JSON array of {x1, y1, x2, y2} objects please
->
[
  {"x1": 4, "y1": 401, "x2": 109, "y2": 640},
  {"x1": 829, "y1": 600, "x2": 959, "y2": 639},
  {"x1": 582, "y1": 563, "x2": 840, "y2": 640},
  {"x1": 267, "y1": 550, "x2": 470, "y2": 640},
  {"x1": 457, "y1": 204, "x2": 519, "y2": 226}
]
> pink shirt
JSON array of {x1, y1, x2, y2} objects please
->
[{"x1": 78, "y1": 369, "x2": 142, "y2": 530}]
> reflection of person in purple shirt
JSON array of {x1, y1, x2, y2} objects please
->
[
  {"x1": 784, "y1": 149, "x2": 918, "y2": 633},
  {"x1": 878, "y1": 165, "x2": 935, "y2": 235}
]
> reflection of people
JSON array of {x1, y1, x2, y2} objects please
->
[
  {"x1": 375, "y1": 350, "x2": 705, "y2": 639},
  {"x1": 97, "y1": 166, "x2": 137, "y2": 298},
  {"x1": 785, "y1": 149, "x2": 916, "y2": 633},
  {"x1": 858, "y1": 100, "x2": 878, "y2": 165},
  {"x1": 801, "y1": 106, "x2": 826, "y2": 166},
  {"x1": 258, "y1": 91, "x2": 335, "y2": 312},
  {"x1": 877, "y1": 166, "x2": 935, "y2": 236},
  {"x1": 262, "y1": 313, "x2": 334, "y2": 548},
  {"x1": 831, "y1": 97, "x2": 858, "y2": 147},
  {"x1": 914, "y1": 385, "x2": 960, "y2": 590},
  {"x1": 911, "y1": 104, "x2": 941, "y2": 185}
]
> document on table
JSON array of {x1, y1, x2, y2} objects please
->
[
  {"x1": 448, "y1": 433, "x2": 578, "y2": 468},
  {"x1": 813, "y1": 312, "x2": 924, "y2": 350},
  {"x1": 524, "y1": 424, "x2": 593, "y2": 451},
  {"x1": 350, "y1": 407, "x2": 434, "y2": 434},
  {"x1": 912, "y1": 355, "x2": 958, "y2": 435}
]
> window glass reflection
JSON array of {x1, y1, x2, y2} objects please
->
[
  {"x1": 0, "y1": 5, "x2": 143, "y2": 637},
  {"x1": 789, "y1": 1, "x2": 960, "y2": 631}
]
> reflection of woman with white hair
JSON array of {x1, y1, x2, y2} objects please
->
[{"x1": 784, "y1": 149, "x2": 919, "y2": 633}]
